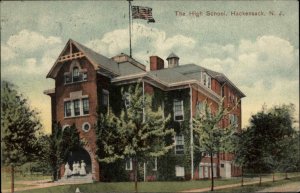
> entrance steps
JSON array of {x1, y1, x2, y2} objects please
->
[{"x1": 56, "y1": 174, "x2": 93, "y2": 184}]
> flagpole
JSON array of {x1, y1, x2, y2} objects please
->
[{"x1": 128, "y1": 0, "x2": 132, "y2": 58}]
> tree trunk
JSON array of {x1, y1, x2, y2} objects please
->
[
  {"x1": 210, "y1": 152, "x2": 214, "y2": 191},
  {"x1": 272, "y1": 172, "x2": 275, "y2": 182},
  {"x1": 259, "y1": 172, "x2": 262, "y2": 186},
  {"x1": 241, "y1": 166, "x2": 244, "y2": 186},
  {"x1": 134, "y1": 157, "x2": 138, "y2": 193},
  {"x1": 285, "y1": 172, "x2": 288, "y2": 179},
  {"x1": 11, "y1": 165, "x2": 14, "y2": 193}
]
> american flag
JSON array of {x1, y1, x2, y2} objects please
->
[{"x1": 131, "y1": 6, "x2": 155, "y2": 23}]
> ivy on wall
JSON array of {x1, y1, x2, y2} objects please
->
[{"x1": 96, "y1": 78, "x2": 196, "y2": 181}]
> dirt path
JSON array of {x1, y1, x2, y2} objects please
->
[
  {"x1": 1, "y1": 179, "x2": 92, "y2": 193},
  {"x1": 181, "y1": 177, "x2": 300, "y2": 192}
]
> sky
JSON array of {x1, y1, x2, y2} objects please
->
[{"x1": 1, "y1": 0, "x2": 299, "y2": 134}]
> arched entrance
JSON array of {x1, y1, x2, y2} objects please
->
[{"x1": 67, "y1": 147, "x2": 92, "y2": 175}]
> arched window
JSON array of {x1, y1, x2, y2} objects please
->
[{"x1": 73, "y1": 67, "x2": 80, "y2": 82}]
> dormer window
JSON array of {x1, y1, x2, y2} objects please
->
[{"x1": 202, "y1": 72, "x2": 211, "y2": 89}]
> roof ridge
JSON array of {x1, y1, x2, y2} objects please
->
[{"x1": 71, "y1": 39, "x2": 112, "y2": 61}]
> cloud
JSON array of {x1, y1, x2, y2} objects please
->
[
  {"x1": 6, "y1": 29, "x2": 62, "y2": 53},
  {"x1": 241, "y1": 79, "x2": 299, "y2": 127},
  {"x1": 2, "y1": 29, "x2": 64, "y2": 77},
  {"x1": 1, "y1": 44, "x2": 16, "y2": 61},
  {"x1": 86, "y1": 23, "x2": 196, "y2": 64},
  {"x1": 194, "y1": 36, "x2": 298, "y2": 90}
]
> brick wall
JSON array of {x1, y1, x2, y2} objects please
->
[{"x1": 54, "y1": 58, "x2": 100, "y2": 181}]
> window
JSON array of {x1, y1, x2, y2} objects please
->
[
  {"x1": 229, "y1": 114, "x2": 238, "y2": 128},
  {"x1": 73, "y1": 67, "x2": 80, "y2": 82},
  {"x1": 82, "y1": 122, "x2": 91, "y2": 132},
  {"x1": 203, "y1": 73, "x2": 207, "y2": 86},
  {"x1": 82, "y1": 72, "x2": 88, "y2": 81},
  {"x1": 207, "y1": 77, "x2": 211, "y2": 88},
  {"x1": 175, "y1": 135, "x2": 184, "y2": 155},
  {"x1": 64, "y1": 74, "x2": 71, "y2": 84},
  {"x1": 196, "y1": 101, "x2": 204, "y2": 113},
  {"x1": 64, "y1": 97, "x2": 89, "y2": 118},
  {"x1": 175, "y1": 166, "x2": 185, "y2": 177},
  {"x1": 82, "y1": 98, "x2": 89, "y2": 115},
  {"x1": 221, "y1": 163, "x2": 224, "y2": 168},
  {"x1": 202, "y1": 72, "x2": 211, "y2": 89},
  {"x1": 125, "y1": 158, "x2": 132, "y2": 170},
  {"x1": 123, "y1": 92, "x2": 131, "y2": 108},
  {"x1": 153, "y1": 157, "x2": 157, "y2": 171},
  {"x1": 102, "y1": 89, "x2": 109, "y2": 107},
  {"x1": 64, "y1": 101, "x2": 71, "y2": 117},
  {"x1": 173, "y1": 99, "x2": 184, "y2": 121},
  {"x1": 73, "y1": 99, "x2": 80, "y2": 116}
]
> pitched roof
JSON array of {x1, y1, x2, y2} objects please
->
[
  {"x1": 166, "y1": 52, "x2": 179, "y2": 59},
  {"x1": 113, "y1": 63, "x2": 245, "y2": 97},
  {"x1": 46, "y1": 39, "x2": 245, "y2": 97},
  {"x1": 46, "y1": 39, "x2": 120, "y2": 78},
  {"x1": 72, "y1": 40, "x2": 120, "y2": 75}
]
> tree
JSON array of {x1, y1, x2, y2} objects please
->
[
  {"x1": 40, "y1": 123, "x2": 82, "y2": 181},
  {"x1": 232, "y1": 128, "x2": 254, "y2": 186},
  {"x1": 193, "y1": 98, "x2": 236, "y2": 191},
  {"x1": 233, "y1": 104, "x2": 296, "y2": 185},
  {"x1": 96, "y1": 82, "x2": 175, "y2": 192},
  {"x1": 1, "y1": 81, "x2": 43, "y2": 193}
]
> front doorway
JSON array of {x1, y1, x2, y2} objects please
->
[{"x1": 66, "y1": 148, "x2": 92, "y2": 174}]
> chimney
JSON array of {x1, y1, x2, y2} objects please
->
[
  {"x1": 150, "y1": 56, "x2": 164, "y2": 71},
  {"x1": 166, "y1": 53, "x2": 179, "y2": 68}
]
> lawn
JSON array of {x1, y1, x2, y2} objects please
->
[
  {"x1": 3, "y1": 172, "x2": 299, "y2": 193},
  {"x1": 18, "y1": 179, "x2": 242, "y2": 193},
  {"x1": 1, "y1": 169, "x2": 51, "y2": 190}
]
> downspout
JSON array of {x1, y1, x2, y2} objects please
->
[
  {"x1": 142, "y1": 80, "x2": 146, "y2": 182},
  {"x1": 189, "y1": 84, "x2": 194, "y2": 180}
]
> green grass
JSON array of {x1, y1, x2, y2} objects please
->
[
  {"x1": 18, "y1": 179, "x2": 241, "y2": 193},
  {"x1": 215, "y1": 176, "x2": 300, "y2": 192},
  {"x1": 3, "y1": 172, "x2": 299, "y2": 193},
  {"x1": 1, "y1": 169, "x2": 51, "y2": 190}
]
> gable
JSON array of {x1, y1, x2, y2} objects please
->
[{"x1": 46, "y1": 39, "x2": 120, "y2": 79}]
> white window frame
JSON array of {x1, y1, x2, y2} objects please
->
[
  {"x1": 64, "y1": 101, "x2": 72, "y2": 117},
  {"x1": 153, "y1": 157, "x2": 157, "y2": 171},
  {"x1": 125, "y1": 158, "x2": 133, "y2": 171},
  {"x1": 82, "y1": 98, "x2": 89, "y2": 115},
  {"x1": 64, "y1": 97, "x2": 89, "y2": 118},
  {"x1": 73, "y1": 99, "x2": 81, "y2": 116},
  {"x1": 82, "y1": 72, "x2": 88, "y2": 81},
  {"x1": 202, "y1": 72, "x2": 211, "y2": 89},
  {"x1": 82, "y1": 122, "x2": 91, "y2": 132},
  {"x1": 175, "y1": 135, "x2": 184, "y2": 155},
  {"x1": 175, "y1": 166, "x2": 185, "y2": 177},
  {"x1": 123, "y1": 92, "x2": 131, "y2": 108},
  {"x1": 173, "y1": 99, "x2": 184, "y2": 121},
  {"x1": 72, "y1": 67, "x2": 80, "y2": 82}
]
